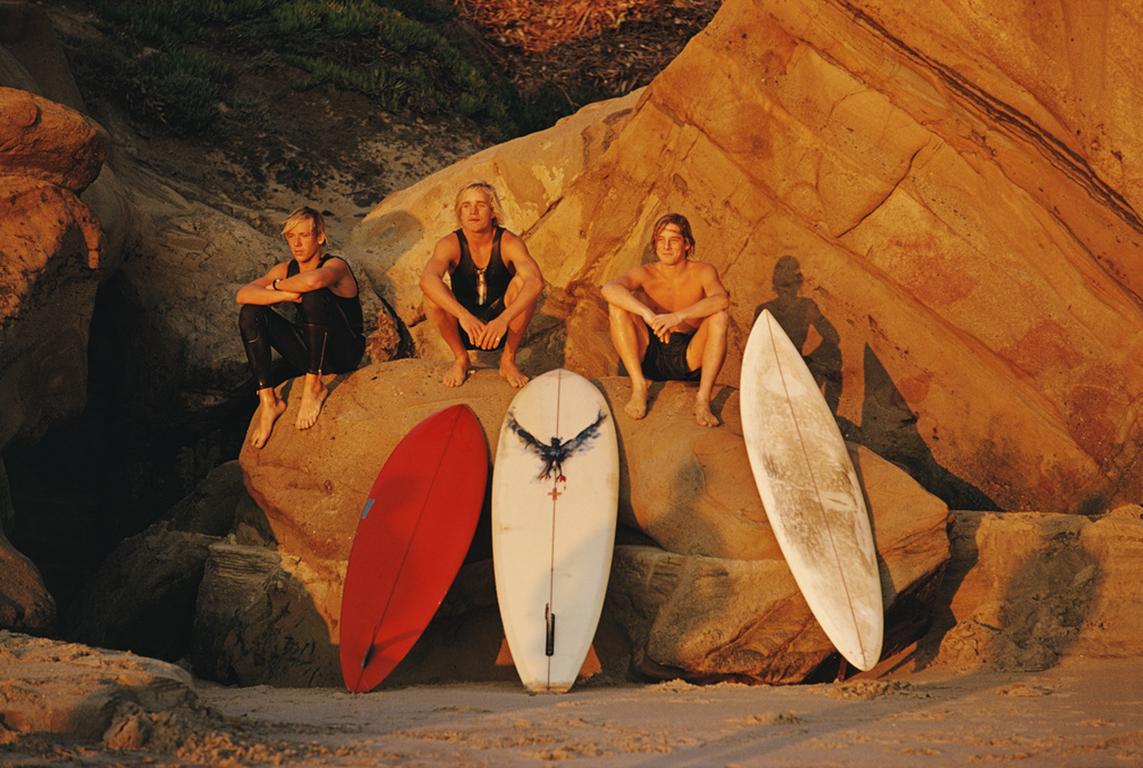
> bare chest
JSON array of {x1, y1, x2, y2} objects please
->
[{"x1": 641, "y1": 272, "x2": 705, "y2": 312}]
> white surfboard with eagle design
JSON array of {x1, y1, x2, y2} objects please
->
[{"x1": 492, "y1": 368, "x2": 619, "y2": 693}]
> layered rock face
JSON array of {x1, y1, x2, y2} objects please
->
[
  {"x1": 0, "y1": 86, "x2": 105, "y2": 448},
  {"x1": 0, "y1": 465, "x2": 53, "y2": 634},
  {"x1": 0, "y1": 630, "x2": 210, "y2": 749},
  {"x1": 913, "y1": 506, "x2": 1143, "y2": 672},
  {"x1": 350, "y1": 0, "x2": 1143, "y2": 514}
]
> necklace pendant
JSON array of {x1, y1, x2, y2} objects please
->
[{"x1": 476, "y1": 267, "x2": 487, "y2": 306}]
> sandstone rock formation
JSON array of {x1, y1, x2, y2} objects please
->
[
  {"x1": 193, "y1": 542, "x2": 343, "y2": 687},
  {"x1": 0, "y1": 86, "x2": 104, "y2": 188},
  {"x1": 914, "y1": 505, "x2": 1143, "y2": 672},
  {"x1": 61, "y1": 460, "x2": 264, "y2": 660},
  {"x1": 232, "y1": 358, "x2": 948, "y2": 684},
  {"x1": 0, "y1": 630, "x2": 208, "y2": 748},
  {"x1": 348, "y1": 0, "x2": 1143, "y2": 515},
  {"x1": 63, "y1": 524, "x2": 219, "y2": 661},
  {"x1": 0, "y1": 87, "x2": 105, "y2": 448},
  {"x1": 0, "y1": 464, "x2": 54, "y2": 634}
]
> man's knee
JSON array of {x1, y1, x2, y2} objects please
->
[
  {"x1": 299, "y1": 290, "x2": 342, "y2": 328},
  {"x1": 706, "y1": 309, "x2": 729, "y2": 335},
  {"x1": 239, "y1": 303, "x2": 266, "y2": 336},
  {"x1": 505, "y1": 276, "x2": 537, "y2": 310},
  {"x1": 608, "y1": 302, "x2": 633, "y2": 326}
]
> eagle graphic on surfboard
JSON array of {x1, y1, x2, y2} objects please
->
[
  {"x1": 505, "y1": 408, "x2": 606, "y2": 483},
  {"x1": 493, "y1": 369, "x2": 619, "y2": 693}
]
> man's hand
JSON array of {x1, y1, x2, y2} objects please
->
[
  {"x1": 648, "y1": 312, "x2": 682, "y2": 342},
  {"x1": 458, "y1": 312, "x2": 487, "y2": 348},
  {"x1": 476, "y1": 313, "x2": 511, "y2": 349}
]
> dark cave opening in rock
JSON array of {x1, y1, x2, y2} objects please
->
[{"x1": 3, "y1": 271, "x2": 253, "y2": 622}]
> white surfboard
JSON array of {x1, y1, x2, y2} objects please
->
[
  {"x1": 740, "y1": 310, "x2": 884, "y2": 671},
  {"x1": 492, "y1": 368, "x2": 619, "y2": 692}
]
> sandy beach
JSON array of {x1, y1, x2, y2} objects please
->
[
  {"x1": 198, "y1": 659, "x2": 1143, "y2": 767},
  {"x1": 7, "y1": 656, "x2": 1134, "y2": 767}
]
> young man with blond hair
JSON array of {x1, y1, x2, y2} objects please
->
[
  {"x1": 236, "y1": 207, "x2": 364, "y2": 447},
  {"x1": 602, "y1": 213, "x2": 729, "y2": 427},
  {"x1": 420, "y1": 180, "x2": 543, "y2": 388}
]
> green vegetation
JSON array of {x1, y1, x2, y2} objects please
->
[{"x1": 73, "y1": 0, "x2": 518, "y2": 137}]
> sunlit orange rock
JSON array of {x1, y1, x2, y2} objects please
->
[
  {"x1": 353, "y1": 0, "x2": 1143, "y2": 513},
  {"x1": 0, "y1": 86, "x2": 105, "y2": 191}
]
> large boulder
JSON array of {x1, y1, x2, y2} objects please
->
[
  {"x1": 62, "y1": 460, "x2": 258, "y2": 660},
  {"x1": 915, "y1": 506, "x2": 1143, "y2": 672},
  {"x1": 349, "y1": 0, "x2": 1143, "y2": 514},
  {"x1": 0, "y1": 464, "x2": 54, "y2": 634},
  {"x1": 192, "y1": 542, "x2": 342, "y2": 687},
  {"x1": 63, "y1": 524, "x2": 219, "y2": 661},
  {"x1": 0, "y1": 630, "x2": 208, "y2": 748},
  {"x1": 232, "y1": 358, "x2": 947, "y2": 683},
  {"x1": 0, "y1": 87, "x2": 107, "y2": 450},
  {"x1": 0, "y1": 86, "x2": 104, "y2": 189}
]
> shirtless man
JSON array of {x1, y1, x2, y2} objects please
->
[
  {"x1": 236, "y1": 207, "x2": 364, "y2": 448},
  {"x1": 420, "y1": 180, "x2": 543, "y2": 388},
  {"x1": 602, "y1": 213, "x2": 729, "y2": 427}
]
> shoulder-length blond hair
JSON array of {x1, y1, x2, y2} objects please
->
[{"x1": 453, "y1": 180, "x2": 506, "y2": 227}]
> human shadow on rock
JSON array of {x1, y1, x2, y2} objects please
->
[
  {"x1": 752, "y1": 255, "x2": 843, "y2": 415},
  {"x1": 751, "y1": 255, "x2": 993, "y2": 510}
]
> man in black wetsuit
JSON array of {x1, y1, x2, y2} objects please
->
[
  {"x1": 602, "y1": 213, "x2": 729, "y2": 427},
  {"x1": 236, "y1": 207, "x2": 364, "y2": 448},
  {"x1": 420, "y1": 180, "x2": 543, "y2": 388}
]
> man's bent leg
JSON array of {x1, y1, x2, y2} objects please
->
[
  {"x1": 239, "y1": 305, "x2": 300, "y2": 447},
  {"x1": 423, "y1": 293, "x2": 471, "y2": 387},
  {"x1": 499, "y1": 278, "x2": 537, "y2": 388},
  {"x1": 607, "y1": 304, "x2": 651, "y2": 419},
  {"x1": 294, "y1": 291, "x2": 363, "y2": 430},
  {"x1": 686, "y1": 310, "x2": 728, "y2": 427}
]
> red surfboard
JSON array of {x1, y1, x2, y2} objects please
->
[{"x1": 339, "y1": 404, "x2": 488, "y2": 692}]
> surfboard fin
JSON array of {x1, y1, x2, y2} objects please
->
[{"x1": 545, "y1": 603, "x2": 556, "y2": 657}]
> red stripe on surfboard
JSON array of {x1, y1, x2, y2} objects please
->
[
  {"x1": 545, "y1": 369, "x2": 563, "y2": 690},
  {"x1": 762, "y1": 314, "x2": 869, "y2": 666}
]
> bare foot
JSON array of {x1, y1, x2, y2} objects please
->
[
  {"x1": 250, "y1": 397, "x2": 286, "y2": 448},
  {"x1": 443, "y1": 357, "x2": 470, "y2": 387},
  {"x1": 624, "y1": 379, "x2": 649, "y2": 420},
  {"x1": 694, "y1": 398, "x2": 720, "y2": 427},
  {"x1": 499, "y1": 356, "x2": 529, "y2": 388},
  {"x1": 296, "y1": 378, "x2": 328, "y2": 430}
]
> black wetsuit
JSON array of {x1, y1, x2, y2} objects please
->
[
  {"x1": 451, "y1": 226, "x2": 514, "y2": 350},
  {"x1": 239, "y1": 254, "x2": 365, "y2": 389},
  {"x1": 641, "y1": 329, "x2": 700, "y2": 382}
]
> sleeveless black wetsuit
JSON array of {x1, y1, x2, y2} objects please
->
[
  {"x1": 451, "y1": 226, "x2": 514, "y2": 349},
  {"x1": 239, "y1": 254, "x2": 365, "y2": 389}
]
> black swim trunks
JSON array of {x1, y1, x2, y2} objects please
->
[{"x1": 641, "y1": 329, "x2": 700, "y2": 381}]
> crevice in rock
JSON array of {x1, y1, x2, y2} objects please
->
[
  {"x1": 830, "y1": 0, "x2": 1143, "y2": 233},
  {"x1": 834, "y1": 140, "x2": 927, "y2": 239}
]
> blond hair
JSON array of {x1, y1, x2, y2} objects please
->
[
  {"x1": 453, "y1": 180, "x2": 506, "y2": 227},
  {"x1": 281, "y1": 206, "x2": 326, "y2": 240}
]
